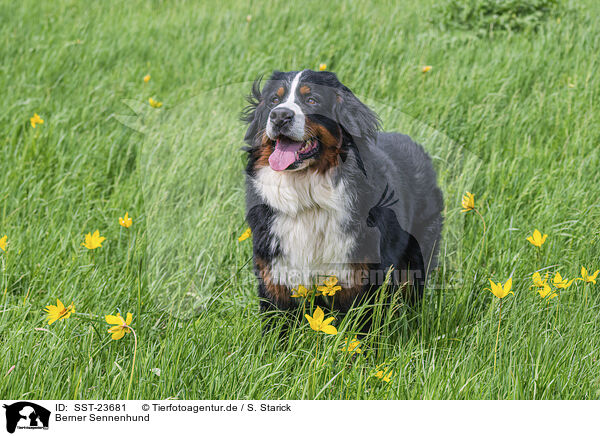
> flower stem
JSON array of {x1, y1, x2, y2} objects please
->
[
  {"x1": 125, "y1": 229, "x2": 132, "y2": 276},
  {"x1": 535, "y1": 248, "x2": 541, "y2": 267},
  {"x1": 493, "y1": 300, "x2": 503, "y2": 375},
  {"x1": 470, "y1": 208, "x2": 487, "y2": 271},
  {"x1": 126, "y1": 327, "x2": 138, "y2": 400},
  {"x1": 474, "y1": 208, "x2": 487, "y2": 255},
  {"x1": 474, "y1": 208, "x2": 487, "y2": 235}
]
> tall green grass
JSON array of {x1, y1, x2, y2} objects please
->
[{"x1": 0, "y1": 0, "x2": 599, "y2": 399}]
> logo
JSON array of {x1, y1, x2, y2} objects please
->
[{"x1": 3, "y1": 402, "x2": 50, "y2": 434}]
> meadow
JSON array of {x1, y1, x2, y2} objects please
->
[{"x1": 1, "y1": 0, "x2": 599, "y2": 400}]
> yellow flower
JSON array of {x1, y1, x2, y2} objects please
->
[
  {"x1": 0, "y1": 235, "x2": 7, "y2": 252},
  {"x1": 317, "y1": 276, "x2": 342, "y2": 296},
  {"x1": 44, "y1": 299, "x2": 75, "y2": 325},
  {"x1": 341, "y1": 336, "x2": 362, "y2": 355},
  {"x1": 82, "y1": 230, "x2": 106, "y2": 250},
  {"x1": 531, "y1": 272, "x2": 547, "y2": 287},
  {"x1": 143, "y1": 74, "x2": 151, "y2": 83},
  {"x1": 421, "y1": 65, "x2": 432, "y2": 73},
  {"x1": 305, "y1": 306, "x2": 337, "y2": 335},
  {"x1": 538, "y1": 285, "x2": 558, "y2": 299},
  {"x1": 374, "y1": 366, "x2": 393, "y2": 382},
  {"x1": 487, "y1": 278, "x2": 513, "y2": 299},
  {"x1": 319, "y1": 63, "x2": 327, "y2": 71},
  {"x1": 119, "y1": 212, "x2": 133, "y2": 228},
  {"x1": 461, "y1": 192, "x2": 475, "y2": 212},
  {"x1": 526, "y1": 229, "x2": 548, "y2": 248},
  {"x1": 580, "y1": 266, "x2": 599, "y2": 284},
  {"x1": 30, "y1": 113, "x2": 44, "y2": 128},
  {"x1": 531, "y1": 272, "x2": 557, "y2": 299},
  {"x1": 291, "y1": 285, "x2": 310, "y2": 298},
  {"x1": 105, "y1": 312, "x2": 133, "y2": 340},
  {"x1": 238, "y1": 227, "x2": 251, "y2": 242},
  {"x1": 552, "y1": 272, "x2": 574, "y2": 289},
  {"x1": 149, "y1": 98, "x2": 163, "y2": 108}
]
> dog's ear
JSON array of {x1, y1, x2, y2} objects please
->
[
  {"x1": 334, "y1": 87, "x2": 380, "y2": 143},
  {"x1": 241, "y1": 76, "x2": 267, "y2": 146}
]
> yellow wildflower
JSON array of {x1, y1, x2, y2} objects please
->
[
  {"x1": 552, "y1": 272, "x2": 574, "y2": 289},
  {"x1": 488, "y1": 278, "x2": 512, "y2": 373},
  {"x1": 0, "y1": 235, "x2": 7, "y2": 252},
  {"x1": 487, "y1": 278, "x2": 513, "y2": 299},
  {"x1": 119, "y1": 212, "x2": 133, "y2": 228},
  {"x1": 461, "y1": 192, "x2": 475, "y2": 212},
  {"x1": 143, "y1": 74, "x2": 151, "y2": 83},
  {"x1": 341, "y1": 336, "x2": 362, "y2": 355},
  {"x1": 580, "y1": 267, "x2": 599, "y2": 284},
  {"x1": 374, "y1": 367, "x2": 393, "y2": 382},
  {"x1": 149, "y1": 98, "x2": 163, "y2": 108},
  {"x1": 305, "y1": 306, "x2": 337, "y2": 335},
  {"x1": 532, "y1": 272, "x2": 557, "y2": 299},
  {"x1": 526, "y1": 229, "x2": 548, "y2": 248},
  {"x1": 317, "y1": 276, "x2": 342, "y2": 296},
  {"x1": 538, "y1": 286, "x2": 558, "y2": 299},
  {"x1": 532, "y1": 272, "x2": 548, "y2": 287},
  {"x1": 238, "y1": 227, "x2": 251, "y2": 242},
  {"x1": 30, "y1": 113, "x2": 44, "y2": 128},
  {"x1": 105, "y1": 312, "x2": 133, "y2": 340},
  {"x1": 291, "y1": 285, "x2": 310, "y2": 298},
  {"x1": 421, "y1": 65, "x2": 432, "y2": 73},
  {"x1": 44, "y1": 299, "x2": 75, "y2": 325},
  {"x1": 82, "y1": 230, "x2": 106, "y2": 250},
  {"x1": 319, "y1": 63, "x2": 327, "y2": 71}
]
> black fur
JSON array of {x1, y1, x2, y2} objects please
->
[
  {"x1": 246, "y1": 204, "x2": 279, "y2": 261},
  {"x1": 367, "y1": 185, "x2": 425, "y2": 303}
]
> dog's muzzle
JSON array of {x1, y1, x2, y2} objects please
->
[{"x1": 269, "y1": 107, "x2": 294, "y2": 136}]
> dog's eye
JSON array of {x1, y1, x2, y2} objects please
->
[
  {"x1": 271, "y1": 96, "x2": 280, "y2": 105},
  {"x1": 306, "y1": 97, "x2": 317, "y2": 105}
]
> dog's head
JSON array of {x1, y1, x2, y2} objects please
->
[{"x1": 242, "y1": 69, "x2": 379, "y2": 173}]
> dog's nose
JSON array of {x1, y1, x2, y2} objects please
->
[{"x1": 269, "y1": 107, "x2": 294, "y2": 130}]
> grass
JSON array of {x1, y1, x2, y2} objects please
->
[{"x1": 1, "y1": 0, "x2": 599, "y2": 400}]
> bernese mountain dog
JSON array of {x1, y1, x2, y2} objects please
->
[{"x1": 242, "y1": 69, "x2": 443, "y2": 330}]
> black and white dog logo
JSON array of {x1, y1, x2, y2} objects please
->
[{"x1": 3, "y1": 402, "x2": 50, "y2": 434}]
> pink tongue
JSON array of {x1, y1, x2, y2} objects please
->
[{"x1": 269, "y1": 138, "x2": 304, "y2": 171}]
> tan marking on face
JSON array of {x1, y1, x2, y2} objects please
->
[
  {"x1": 304, "y1": 119, "x2": 343, "y2": 173},
  {"x1": 276, "y1": 87, "x2": 285, "y2": 97},
  {"x1": 254, "y1": 133, "x2": 274, "y2": 169},
  {"x1": 300, "y1": 85, "x2": 311, "y2": 95}
]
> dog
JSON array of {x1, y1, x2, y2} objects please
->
[{"x1": 242, "y1": 69, "x2": 443, "y2": 329}]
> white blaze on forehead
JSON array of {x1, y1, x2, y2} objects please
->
[
  {"x1": 266, "y1": 71, "x2": 306, "y2": 141},
  {"x1": 284, "y1": 70, "x2": 303, "y2": 105}
]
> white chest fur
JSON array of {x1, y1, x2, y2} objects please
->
[{"x1": 253, "y1": 167, "x2": 356, "y2": 288}]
